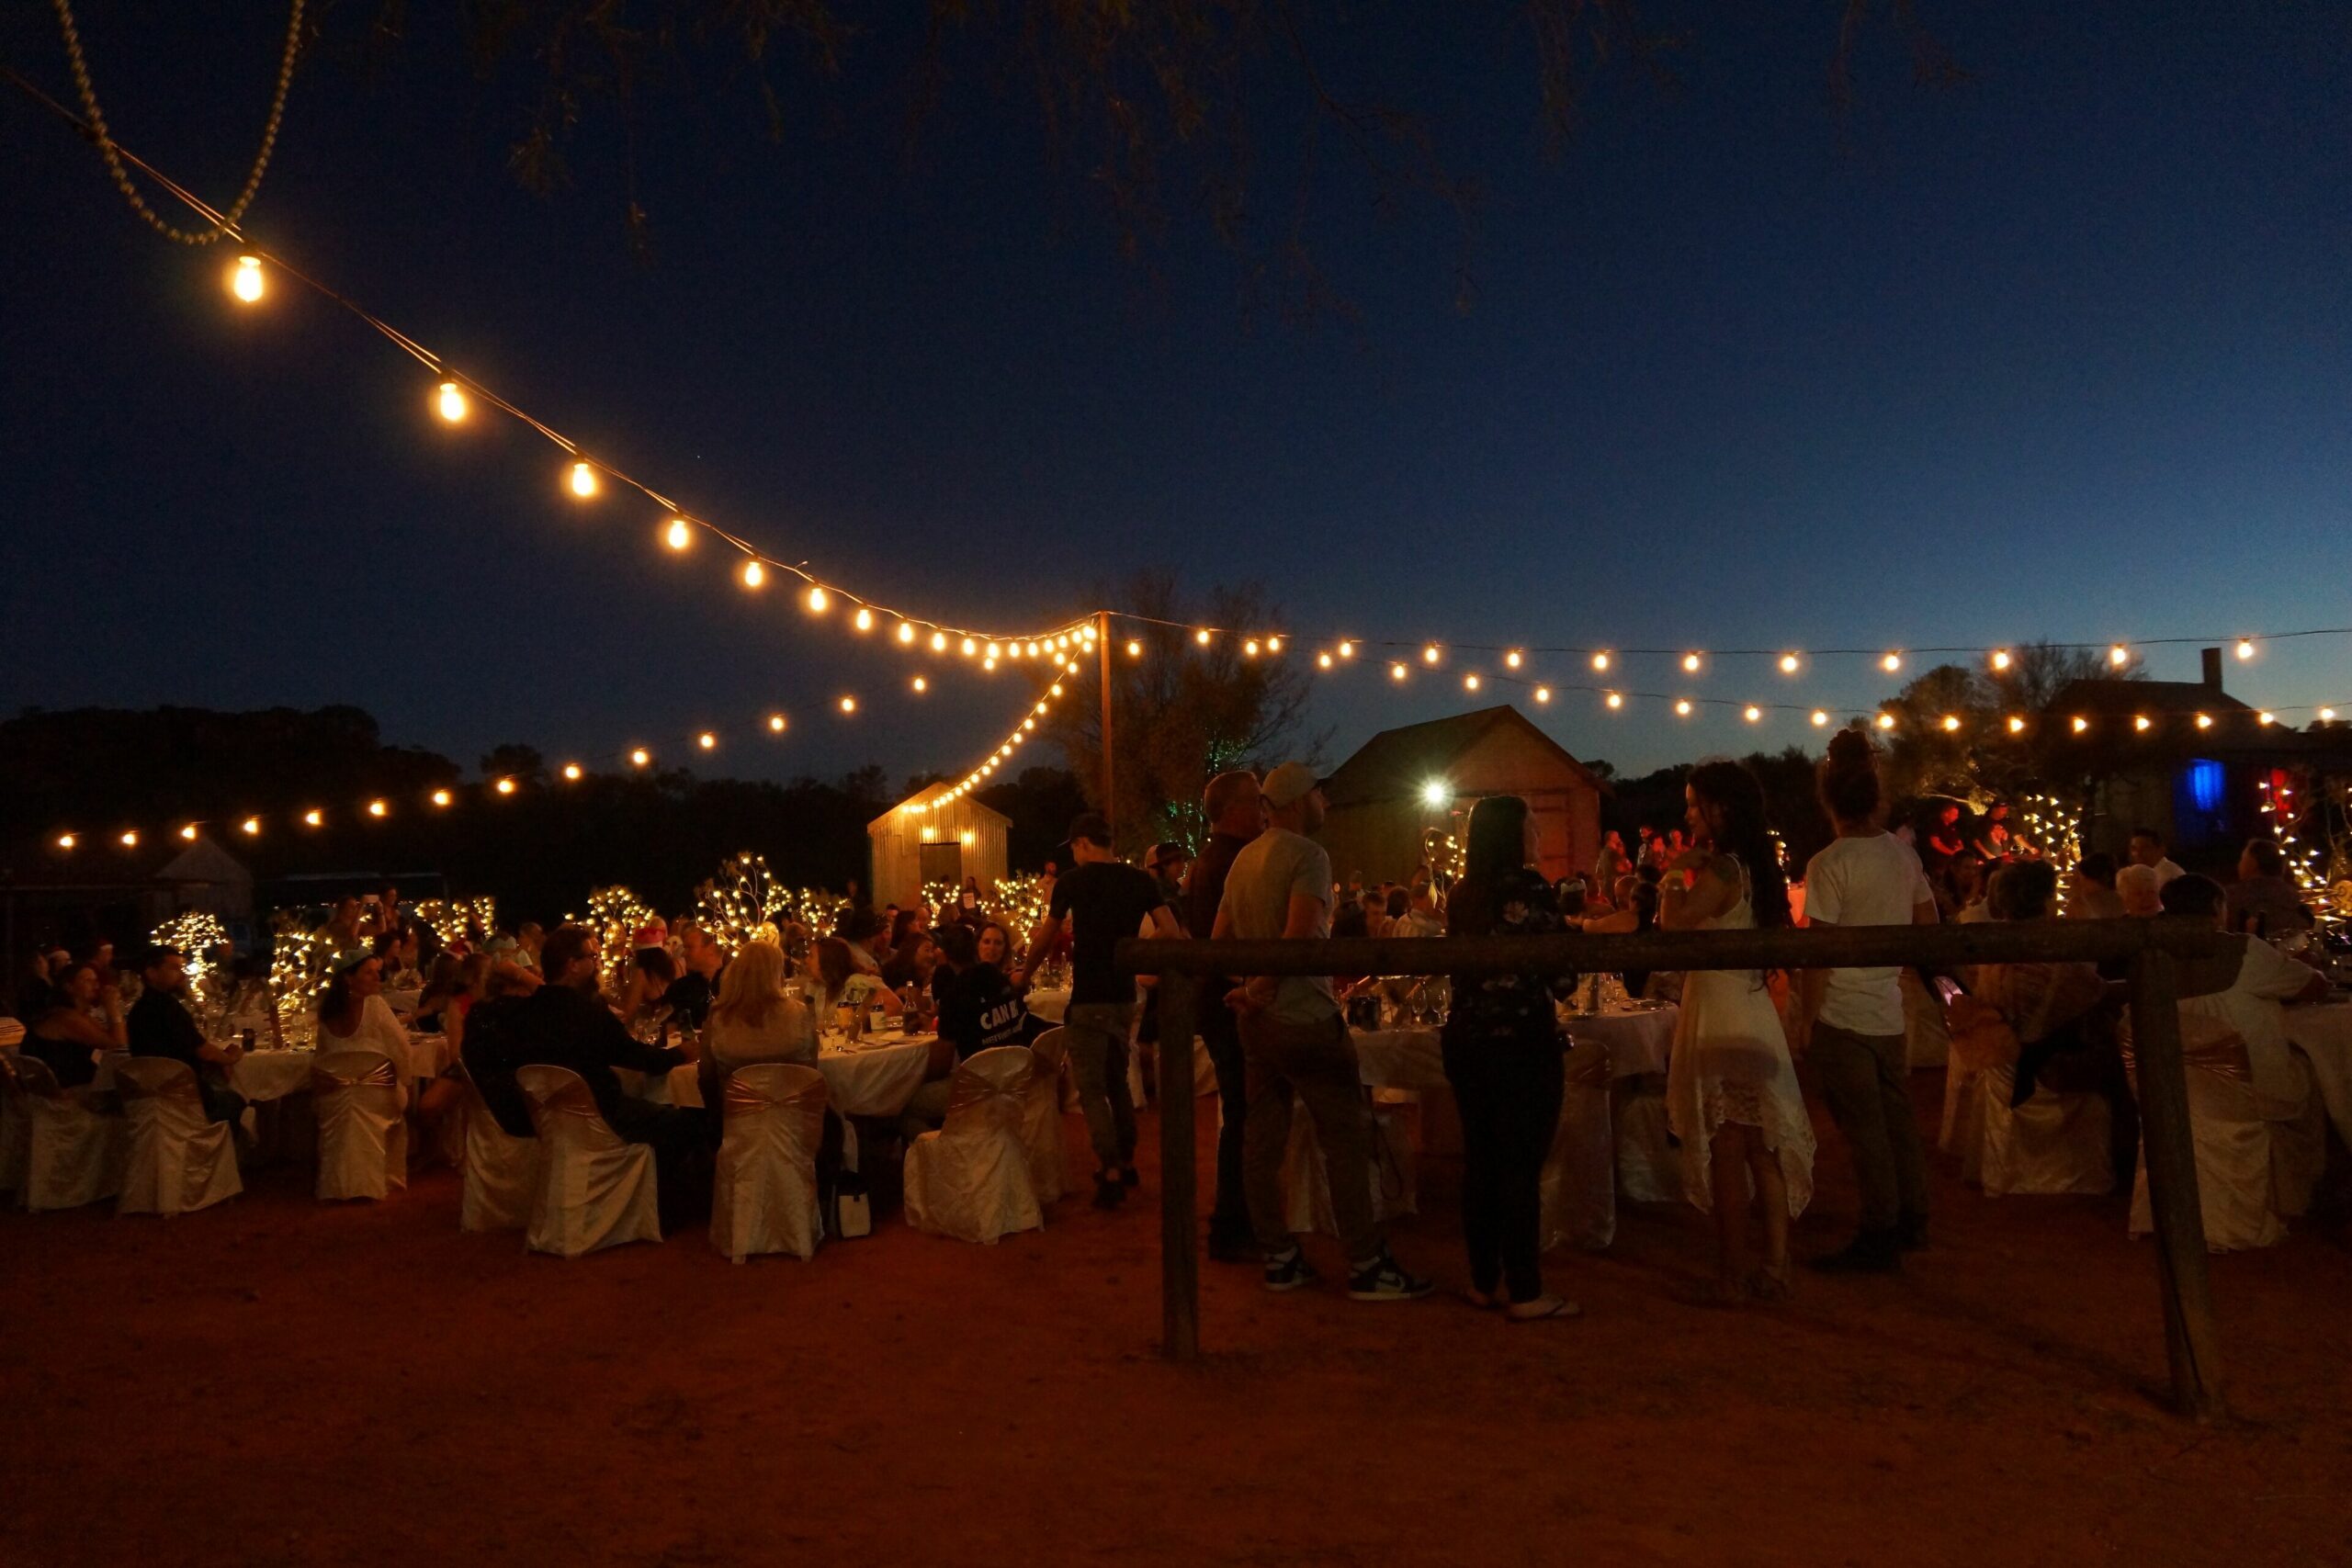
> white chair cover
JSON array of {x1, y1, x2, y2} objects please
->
[
  {"x1": 1612, "y1": 1073, "x2": 1684, "y2": 1205},
  {"x1": 1540, "y1": 1046, "x2": 1617, "y2": 1252},
  {"x1": 1902, "y1": 970, "x2": 1953, "y2": 1069},
  {"x1": 903, "y1": 1046, "x2": 1044, "y2": 1244},
  {"x1": 516, "y1": 1064, "x2": 662, "y2": 1258},
  {"x1": 457, "y1": 1066, "x2": 540, "y2": 1233},
  {"x1": 1953, "y1": 1064, "x2": 2114, "y2": 1198},
  {"x1": 8, "y1": 1051, "x2": 130, "y2": 1212},
  {"x1": 0, "y1": 1049, "x2": 35, "y2": 1195},
  {"x1": 113, "y1": 1057, "x2": 242, "y2": 1216},
  {"x1": 710, "y1": 1063, "x2": 829, "y2": 1262},
  {"x1": 2130, "y1": 1066, "x2": 2286, "y2": 1250},
  {"x1": 1282, "y1": 1096, "x2": 1417, "y2": 1238},
  {"x1": 311, "y1": 1050, "x2": 410, "y2": 1201},
  {"x1": 1022, "y1": 1029, "x2": 1070, "y2": 1203}
]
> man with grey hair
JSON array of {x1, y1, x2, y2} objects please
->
[
  {"x1": 1215, "y1": 762, "x2": 1430, "y2": 1302},
  {"x1": 1185, "y1": 768, "x2": 1266, "y2": 1260},
  {"x1": 2116, "y1": 863, "x2": 2165, "y2": 917}
]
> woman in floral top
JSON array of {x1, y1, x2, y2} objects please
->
[{"x1": 1442, "y1": 795, "x2": 1581, "y2": 1322}]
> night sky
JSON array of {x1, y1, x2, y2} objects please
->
[{"x1": 3, "y1": 3, "x2": 2346, "y2": 797}]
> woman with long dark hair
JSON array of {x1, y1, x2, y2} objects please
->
[
  {"x1": 1660, "y1": 761, "x2": 1815, "y2": 1303},
  {"x1": 1442, "y1": 795, "x2": 1580, "y2": 1322}
]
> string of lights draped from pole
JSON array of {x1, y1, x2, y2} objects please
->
[{"x1": 17, "y1": 64, "x2": 2352, "y2": 762}]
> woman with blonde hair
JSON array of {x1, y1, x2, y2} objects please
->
[{"x1": 704, "y1": 938, "x2": 819, "y2": 1070}]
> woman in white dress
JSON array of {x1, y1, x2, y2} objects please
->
[{"x1": 1660, "y1": 761, "x2": 1815, "y2": 1303}]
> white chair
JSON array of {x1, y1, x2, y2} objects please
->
[
  {"x1": 0, "y1": 1047, "x2": 35, "y2": 1195},
  {"x1": 1612, "y1": 1072, "x2": 1683, "y2": 1205},
  {"x1": 903, "y1": 1046, "x2": 1044, "y2": 1244},
  {"x1": 1951, "y1": 1063, "x2": 2114, "y2": 1197},
  {"x1": 8, "y1": 1050, "x2": 129, "y2": 1211},
  {"x1": 1902, "y1": 970, "x2": 1953, "y2": 1069},
  {"x1": 456, "y1": 1064, "x2": 540, "y2": 1233},
  {"x1": 516, "y1": 1064, "x2": 662, "y2": 1258},
  {"x1": 2128, "y1": 1046, "x2": 2318, "y2": 1252},
  {"x1": 1022, "y1": 1029, "x2": 1070, "y2": 1203},
  {"x1": 710, "y1": 1063, "x2": 829, "y2": 1262},
  {"x1": 311, "y1": 1050, "x2": 410, "y2": 1201},
  {"x1": 1282, "y1": 1094, "x2": 1417, "y2": 1238},
  {"x1": 114, "y1": 1057, "x2": 242, "y2": 1216},
  {"x1": 1540, "y1": 1045, "x2": 1617, "y2": 1252}
]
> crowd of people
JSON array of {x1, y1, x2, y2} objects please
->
[{"x1": 6, "y1": 736, "x2": 2339, "y2": 1309}]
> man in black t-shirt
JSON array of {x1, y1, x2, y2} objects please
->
[{"x1": 1014, "y1": 813, "x2": 1179, "y2": 1208}]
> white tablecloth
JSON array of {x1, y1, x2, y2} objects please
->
[
  {"x1": 1026, "y1": 988, "x2": 1071, "y2": 1024},
  {"x1": 2286, "y1": 1002, "x2": 2352, "y2": 1148},
  {"x1": 1351, "y1": 1004, "x2": 1679, "y2": 1090},
  {"x1": 92, "y1": 1035, "x2": 450, "y2": 1103},
  {"x1": 658, "y1": 1033, "x2": 940, "y2": 1118}
]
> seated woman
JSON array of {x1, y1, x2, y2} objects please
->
[
  {"x1": 879, "y1": 929, "x2": 940, "y2": 1002},
  {"x1": 316, "y1": 951, "x2": 414, "y2": 1106},
  {"x1": 21, "y1": 961, "x2": 125, "y2": 1087},
  {"x1": 374, "y1": 928, "x2": 425, "y2": 993},
  {"x1": 1970, "y1": 862, "x2": 2134, "y2": 1183},
  {"x1": 836, "y1": 908, "x2": 889, "y2": 976},
  {"x1": 802, "y1": 937, "x2": 902, "y2": 1028},
  {"x1": 703, "y1": 939, "x2": 818, "y2": 1072},
  {"x1": 622, "y1": 944, "x2": 682, "y2": 1035},
  {"x1": 899, "y1": 923, "x2": 1029, "y2": 1141}
]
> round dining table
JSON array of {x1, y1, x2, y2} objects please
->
[{"x1": 650, "y1": 1031, "x2": 941, "y2": 1118}]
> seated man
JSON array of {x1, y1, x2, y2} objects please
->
[
  {"x1": 505, "y1": 923, "x2": 715, "y2": 1224},
  {"x1": 899, "y1": 923, "x2": 1029, "y2": 1142},
  {"x1": 2163, "y1": 874, "x2": 2327, "y2": 1121},
  {"x1": 2223, "y1": 839, "x2": 2315, "y2": 937},
  {"x1": 125, "y1": 942, "x2": 246, "y2": 1127}
]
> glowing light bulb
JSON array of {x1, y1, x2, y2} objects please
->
[
  {"x1": 563, "y1": 762, "x2": 583, "y2": 780},
  {"x1": 2257, "y1": 712, "x2": 2275, "y2": 727},
  {"x1": 1605, "y1": 692, "x2": 1623, "y2": 710},
  {"x1": 1684, "y1": 653, "x2": 1702, "y2": 673},
  {"x1": 932, "y1": 632, "x2": 949, "y2": 653},
  {"x1": 120, "y1": 830, "x2": 140, "y2": 847},
  {"x1": 1780, "y1": 654, "x2": 1801, "y2": 675},
  {"x1": 697, "y1": 732, "x2": 717, "y2": 750},
  {"x1": 898, "y1": 622, "x2": 917, "y2": 645},
  {"x1": 568, "y1": 461, "x2": 598, "y2": 498},
  {"x1": 1500, "y1": 649, "x2": 1522, "y2": 670},
  {"x1": 839, "y1": 696, "x2": 857, "y2": 715},
  {"x1": 1267, "y1": 637, "x2": 1283, "y2": 654},
  {"x1": 1423, "y1": 645, "x2": 1442, "y2": 665},
  {"x1": 855, "y1": 608, "x2": 875, "y2": 632},
  {"x1": 2133, "y1": 715, "x2": 2152, "y2": 732},
  {"x1": 1811, "y1": 710, "x2": 1829, "y2": 727},
  {"x1": 663, "y1": 519, "x2": 693, "y2": 552},
  {"x1": 912, "y1": 676, "x2": 928, "y2": 694},
  {"x1": 630, "y1": 749, "x2": 650, "y2": 767},
  {"x1": 982, "y1": 657, "x2": 998, "y2": 671},
  {"x1": 179, "y1": 824, "x2": 198, "y2": 841},
  {"x1": 1990, "y1": 649, "x2": 2012, "y2": 671},
  {"x1": 1744, "y1": 705, "x2": 1763, "y2": 723},
  {"x1": 435, "y1": 380, "x2": 468, "y2": 423},
  {"x1": 1534, "y1": 686, "x2": 1552, "y2": 705},
  {"x1": 1391, "y1": 662, "x2": 1408, "y2": 682},
  {"x1": 986, "y1": 642, "x2": 1003, "y2": 660},
  {"x1": 2195, "y1": 713, "x2": 2212, "y2": 730},
  {"x1": 1317, "y1": 652, "x2": 1333, "y2": 670},
  {"x1": 496, "y1": 776, "x2": 518, "y2": 795},
  {"x1": 304, "y1": 810, "x2": 322, "y2": 827},
  {"x1": 2072, "y1": 716, "x2": 2088, "y2": 733},
  {"x1": 56, "y1": 833, "x2": 75, "y2": 850},
  {"x1": 1464, "y1": 673, "x2": 1482, "y2": 692},
  {"x1": 1876, "y1": 713, "x2": 1896, "y2": 730},
  {"x1": 1421, "y1": 781, "x2": 1451, "y2": 808},
  {"x1": 2109, "y1": 644, "x2": 2131, "y2": 668},
  {"x1": 807, "y1": 586, "x2": 830, "y2": 614},
  {"x1": 1244, "y1": 639, "x2": 1261, "y2": 658},
  {"x1": 1675, "y1": 700, "x2": 1692, "y2": 716},
  {"x1": 2235, "y1": 638, "x2": 2256, "y2": 660},
  {"x1": 960, "y1": 637, "x2": 978, "y2": 657},
  {"x1": 242, "y1": 818, "x2": 260, "y2": 835},
  {"x1": 1195, "y1": 628, "x2": 1213, "y2": 646},
  {"x1": 2314, "y1": 707, "x2": 2333, "y2": 722},
  {"x1": 1338, "y1": 641, "x2": 1355, "y2": 660},
  {"x1": 431, "y1": 790, "x2": 453, "y2": 807},
  {"x1": 230, "y1": 254, "x2": 265, "y2": 303},
  {"x1": 2007, "y1": 716, "x2": 2027, "y2": 734},
  {"x1": 1941, "y1": 715, "x2": 1962, "y2": 732},
  {"x1": 1591, "y1": 652, "x2": 1611, "y2": 672},
  {"x1": 1125, "y1": 640, "x2": 1142, "y2": 658},
  {"x1": 1882, "y1": 652, "x2": 1903, "y2": 673},
  {"x1": 368, "y1": 799, "x2": 389, "y2": 818}
]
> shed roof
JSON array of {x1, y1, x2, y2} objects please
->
[
  {"x1": 866, "y1": 785, "x2": 1012, "y2": 835},
  {"x1": 1321, "y1": 705, "x2": 1611, "y2": 808}
]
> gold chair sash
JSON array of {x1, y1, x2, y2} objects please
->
[{"x1": 311, "y1": 1052, "x2": 399, "y2": 1093}]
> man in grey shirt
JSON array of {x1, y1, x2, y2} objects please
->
[{"x1": 1215, "y1": 761, "x2": 1430, "y2": 1302}]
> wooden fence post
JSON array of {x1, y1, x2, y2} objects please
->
[
  {"x1": 1157, "y1": 976, "x2": 1200, "y2": 1361},
  {"x1": 2127, "y1": 947, "x2": 2227, "y2": 1420}
]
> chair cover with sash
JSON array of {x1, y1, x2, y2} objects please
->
[
  {"x1": 1281, "y1": 1093, "x2": 1417, "y2": 1239},
  {"x1": 2123, "y1": 1015, "x2": 2318, "y2": 1250},
  {"x1": 456, "y1": 1062, "x2": 539, "y2": 1233},
  {"x1": 1940, "y1": 984, "x2": 2113, "y2": 1198},
  {"x1": 710, "y1": 1063, "x2": 829, "y2": 1262},
  {"x1": 515, "y1": 1064, "x2": 662, "y2": 1258},
  {"x1": 6, "y1": 1049, "x2": 130, "y2": 1211},
  {"x1": 1021, "y1": 1029, "x2": 1069, "y2": 1203},
  {"x1": 114, "y1": 1056, "x2": 242, "y2": 1216},
  {"x1": 311, "y1": 1049, "x2": 410, "y2": 1201},
  {"x1": 1538, "y1": 1043, "x2": 1617, "y2": 1252},
  {"x1": 903, "y1": 1046, "x2": 1044, "y2": 1243}
]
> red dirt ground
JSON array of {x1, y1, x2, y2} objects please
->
[{"x1": 9, "y1": 1073, "x2": 2352, "y2": 1568}]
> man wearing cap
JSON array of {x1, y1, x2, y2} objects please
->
[
  {"x1": 126, "y1": 942, "x2": 246, "y2": 1128},
  {"x1": 1214, "y1": 762, "x2": 1432, "y2": 1301},
  {"x1": 1185, "y1": 770, "x2": 1267, "y2": 1261},
  {"x1": 1015, "y1": 813, "x2": 1181, "y2": 1209}
]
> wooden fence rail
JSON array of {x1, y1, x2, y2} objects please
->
[{"x1": 1118, "y1": 917, "x2": 2242, "y2": 1420}]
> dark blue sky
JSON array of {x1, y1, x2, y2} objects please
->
[{"x1": 3, "y1": 2, "x2": 2346, "y2": 793}]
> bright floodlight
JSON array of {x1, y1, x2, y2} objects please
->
[{"x1": 1421, "y1": 781, "x2": 1450, "y2": 808}]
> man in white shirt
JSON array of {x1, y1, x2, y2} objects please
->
[
  {"x1": 1214, "y1": 761, "x2": 1430, "y2": 1303},
  {"x1": 2129, "y1": 828, "x2": 2187, "y2": 887},
  {"x1": 1794, "y1": 778, "x2": 1940, "y2": 1271}
]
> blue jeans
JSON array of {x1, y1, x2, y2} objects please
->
[{"x1": 1062, "y1": 1002, "x2": 1137, "y2": 1171}]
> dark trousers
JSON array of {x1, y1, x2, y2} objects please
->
[
  {"x1": 1442, "y1": 1035, "x2": 1565, "y2": 1302},
  {"x1": 1198, "y1": 984, "x2": 1250, "y2": 1240},
  {"x1": 197, "y1": 1072, "x2": 246, "y2": 1130},
  {"x1": 611, "y1": 1099, "x2": 718, "y2": 1232},
  {"x1": 1812, "y1": 1021, "x2": 1928, "y2": 1234}
]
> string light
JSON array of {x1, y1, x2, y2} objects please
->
[
  {"x1": 1504, "y1": 650, "x2": 1522, "y2": 669},
  {"x1": 1317, "y1": 652, "x2": 1334, "y2": 670},
  {"x1": 1876, "y1": 713, "x2": 1895, "y2": 730},
  {"x1": 1779, "y1": 654, "x2": 1801, "y2": 674},
  {"x1": 1675, "y1": 700, "x2": 1692, "y2": 716},
  {"x1": 1882, "y1": 652, "x2": 1903, "y2": 673},
  {"x1": 737, "y1": 557, "x2": 762, "y2": 585},
  {"x1": 962, "y1": 637, "x2": 978, "y2": 657},
  {"x1": 178, "y1": 824, "x2": 198, "y2": 840},
  {"x1": 1605, "y1": 692, "x2": 1623, "y2": 710},
  {"x1": 1940, "y1": 715, "x2": 1962, "y2": 732},
  {"x1": 563, "y1": 762, "x2": 583, "y2": 780},
  {"x1": 229, "y1": 254, "x2": 264, "y2": 303},
  {"x1": 1989, "y1": 649, "x2": 2012, "y2": 671},
  {"x1": 2072, "y1": 716, "x2": 2089, "y2": 733},
  {"x1": 2007, "y1": 716, "x2": 2027, "y2": 734},
  {"x1": 911, "y1": 675, "x2": 928, "y2": 694},
  {"x1": 568, "y1": 460, "x2": 598, "y2": 499},
  {"x1": 495, "y1": 776, "x2": 518, "y2": 795},
  {"x1": 1811, "y1": 710, "x2": 1829, "y2": 727},
  {"x1": 1195, "y1": 628, "x2": 1213, "y2": 646},
  {"x1": 807, "y1": 586, "x2": 830, "y2": 614},
  {"x1": 2258, "y1": 712, "x2": 2276, "y2": 726},
  {"x1": 1743, "y1": 705, "x2": 1763, "y2": 723},
  {"x1": 119, "y1": 830, "x2": 139, "y2": 847},
  {"x1": 431, "y1": 789, "x2": 453, "y2": 807},
  {"x1": 1338, "y1": 641, "x2": 1355, "y2": 660},
  {"x1": 2195, "y1": 713, "x2": 2213, "y2": 730},
  {"x1": 303, "y1": 809, "x2": 322, "y2": 827},
  {"x1": 367, "y1": 799, "x2": 388, "y2": 818},
  {"x1": 1464, "y1": 672, "x2": 1482, "y2": 692},
  {"x1": 855, "y1": 607, "x2": 875, "y2": 632},
  {"x1": 1423, "y1": 645, "x2": 1442, "y2": 665},
  {"x1": 2235, "y1": 638, "x2": 2256, "y2": 660},
  {"x1": 2324, "y1": 708, "x2": 2339, "y2": 722},
  {"x1": 1266, "y1": 636, "x2": 1283, "y2": 654},
  {"x1": 1534, "y1": 686, "x2": 1552, "y2": 704},
  {"x1": 2134, "y1": 715, "x2": 2152, "y2": 732},
  {"x1": 242, "y1": 818, "x2": 260, "y2": 835},
  {"x1": 631, "y1": 749, "x2": 651, "y2": 767},
  {"x1": 933, "y1": 632, "x2": 950, "y2": 653},
  {"x1": 839, "y1": 696, "x2": 858, "y2": 714},
  {"x1": 435, "y1": 380, "x2": 468, "y2": 423},
  {"x1": 698, "y1": 732, "x2": 718, "y2": 750},
  {"x1": 662, "y1": 518, "x2": 691, "y2": 552},
  {"x1": 898, "y1": 622, "x2": 918, "y2": 645},
  {"x1": 2109, "y1": 644, "x2": 2131, "y2": 668},
  {"x1": 56, "y1": 833, "x2": 75, "y2": 850},
  {"x1": 1591, "y1": 652, "x2": 1611, "y2": 672},
  {"x1": 767, "y1": 714, "x2": 787, "y2": 734},
  {"x1": 1391, "y1": 662, "x2": 1409, "y2": 682},
  {"x1": 1125, "y1": 639, "x2": 1142, "y2": 658}
]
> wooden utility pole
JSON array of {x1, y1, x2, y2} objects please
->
[
  {"x1": 1097, "y1": 610, "x2": 1115, "y2": 833},
  {"x1": 2127, "y1": 947, "x2": 2228, "y2": 1419}
]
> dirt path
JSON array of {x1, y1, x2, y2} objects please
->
[{"x1": 9, "y1": 1074, "x2": 2351, "y2": 1567}]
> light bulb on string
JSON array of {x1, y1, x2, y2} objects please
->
[
  {"x1": 229, "y1": 254, "x2": 265, "y2": 303},
  {"x1": 1464, "y1": 673, "x2": 1481, "y2": 692},
  {"x1": 303, "y1": 809, "x2": 322, "y2": 827},
  {"x1": 2258, "y1": 712, "x2": 2275, "y2": 726},
  {"x1": 1605, "y1": 692, "x2": 1623, "y2": 710},
  {"x1": 2007, "y1": 716, "x2": 2027, "y2": 734},
  {"x1": 2195, "y1": 713, "x2": 2212, "y2": 730},
  {"x1": 1243, "y1": 639, "x2": 1261, "y2": 659},
  {"x1": 568, "y1": 461, "x2": 598, "y2": 499},
  {"x1": 119, "y1": 829, "x2": 139, "y2": 847},
  {"x1": 1876, "y1": 713, "x2": 1896, "y2": 730},
  {"x1": 658, "y1": 519, "x2": 691, "y2": 552},
  {"x1": 807, "y1": 586, "x2": 830, "y2": 614},
  {"x1": 960, "y1": 638, "x2": 978, "y2": 658},
  {"x1": 1744, "y1": 706, "x2": 1763, "y2": 723},
  {"x1": 495, "y1": 776, "x2": 518, "y2": 795},
  {"x1": 179, "y1": 824, "x2": 198, "y2": 841},
  {"x1": 563, "y1": 762, "x2": 583, "y2": 780},
  {"x1": 912, "y1": 676, "x2": 928, "y2": 694},
  {"x1": 839, "y1": 696, "x2": 858, "y2": 715},
  {"x1": 1675, "y1": 700, "x2": 1692, "y2": 716},
  {"x1": 56, "y1": 832, "x2": 76, "y2": 850},
  {"x1": 1423, "y1": 645, "x2": 1442, "y2": 665},
  {"x1": 2109, "y1": 644, "x2": 2131, "y2": 668},
  {"x1": 435, "y1": 380, "x2": 468, "y2": 423},
  {"x1": 698, "y1": 732, "x2": 717, "y2": 750},
  {"x1": 1811, "y1": 710, "x2": 1829, "y2": 727},
  {"x1": 897, "y1": 622, "x2": 917, "y2": 645},
  {"x1": 1683, "y1": 653, "x2": 1703, "y2": 673},
  {"x1": 630, "y1": 749, "x2": 651, "y2": 767},
  {"x1": 2072, "y1": 716, "x2": 2089, "y2": 733},
  {"x1": 1194, "y1": 628, "x2": 1213, "y2": 647},
  {"x1": 1504, "y1": 650, "x2": 1522, "y2": 670},
  {"x1": 431, "y1": 790, "x2": 453, "y2": 807},
  {"x1": 1940, "y1": 715, "x2": 1962, "y2": 732},
  {"x1": 932, "y1": 632, "x2": 949, "y2": 653},
  {"x1": 1882, "y1": 652, "x2": 1903, "y2": 673},
  {"x1": 241, "y1": 818, "x2": 260, "y2": 835},
  {"x1": 1338, "y1": 641, "x2": 1355, "y2": 660},
  {"x1": 1990, "y1": 649, "x2": 2012, "y2": 671},
  {"x1": 1317, "y1": 652, "x2": 1334, "y2": 670},
  {"x1": 2323, "y1": 708, "x2": 2338, "y2": 722},
  {"x1": 855, "y1": 608, "x2": 875, "y2": 632},
  {"x1": 1266, "y1": 637, "x2": 1283, "y2": 654},
  {"x1": 1591, "y1": 652, "x2": 1611, "y2": 672},
  {"x1": 1391, "y1": 662, "x2": 1409, "y2": 682},
  {"x1": 368, "y1": 800, "x2": 389, "y2": 818},
  {"x1": 2234, "y1": 638, "x2": 2256, "y2": 660},
  {"x1": 988, "y1": 642, "x2": 1002, "y2": 660},
  {"x1": 2133, "y1": 715, "x2": 2152, "y2": 732},
  {"x1": 1533, "y1": 686, "x2": 1552, "y2": 705},
  {"x1": 767, "y1": 714, "x2": 788, "y2": 734},
  {"x1": 736, "y1": 558, "x2": 763, "y2": 586}
]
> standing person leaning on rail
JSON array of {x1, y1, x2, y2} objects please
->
[
  {"x1": 1442, "y1": 795, "x2": 1581, "y2": 1322},
  {"x1": 1184, "y1": 769, "x2": 1266, "y2": 1263},
  {"x1": 1791, "y1": 729, "x2": 1939, "y2": 1274},
  {"x1": 1213, "y1": 762, "x2": 1432, "y2": 1303}
]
